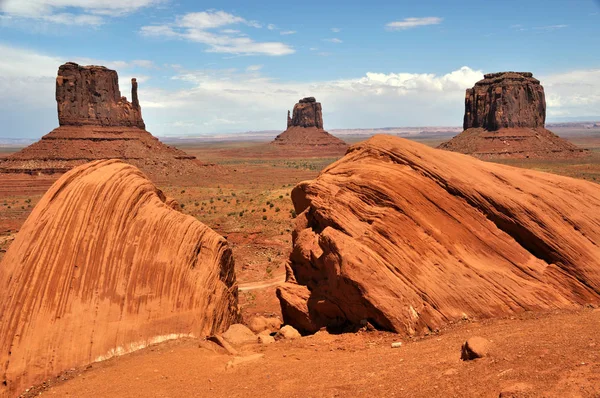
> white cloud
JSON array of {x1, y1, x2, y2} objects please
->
[
  {"x1": 267, "y1": 23, "x2": 277, "y2": 30},
  {"x1": 1, "y1": 44, "x2": 599, "y2": 138},
  {"x1": 0, "y1": 0, "x2": 163, "y2": 26},
  {"x1": 140, "y1": 10, "x2": 294, "y2": 56},
  {"x1": 331, "y1": 27, "x2": 341, "y2": 32},
  {"x1": 386, "y1": 17, "x2": 443, "y2": 31},
  {"x1": 280, "y1": 30, "x2": 296, "y2": 35},
  {"x1": 324, "y1": 38, "x2": 343, "y2": 43}
]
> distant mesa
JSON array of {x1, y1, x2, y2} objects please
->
[
  {"x1": 0, "y1": 160, "x2": 239, "y2": 396},
  {"x1": 271, "y1": 97, "x2": 348, "y2": 149},
  {"x1": 439, "y1": 72, "x2": 586, "y2": 159},
  {"x1": 278, "y1": 135, "x2": 600, "y2": 335},
  {"x1": 0, "y1": 62, "x2": 214, "y2": 183}
]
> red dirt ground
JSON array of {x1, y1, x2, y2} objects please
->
[{"x1": 27, "y1": 308, "x2": 600, "y2": 398}]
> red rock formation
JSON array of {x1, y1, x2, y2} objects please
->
[
  {"x1": 0, "y1": 62, "x2": 215, "y2": 183},
  {"x1": 271, "y1": 97, "x2": 347, "y2": 149},
  {"x1": 56, "y1": 62, "x2": 145, "y2": 129},
  {"x1": 278, "y1": 135, "x2": 600, "y2": 335},
  {"x1": 439, "y1": 72, "x2": 585, "y2": 158},
  {"x1": 0, "y1": 160, "x2": 238, "y2": 396}
]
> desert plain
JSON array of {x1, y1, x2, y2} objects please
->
[{"x1": 1, "y1": 124, "x2": 600, "y2": 397}]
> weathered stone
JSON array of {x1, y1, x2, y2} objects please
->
[
  {"x1": 247, "y1": 316, "x2": 282, "y2": 334},
  {"x1": 275, "y1": 325, "x2": 302, "y2": 340},
  {"x1": 461, "y1": 337, "x2": 491, "y2": 360},
  {"x1": 222, "y1": 324, "x2": 257, "y2": 346}
]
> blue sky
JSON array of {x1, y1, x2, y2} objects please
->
[{"x1": 0, "y1": 0, "x2": 599, "y2": 138}]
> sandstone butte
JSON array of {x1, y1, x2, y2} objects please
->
[
  {"x1": 0, "y1": 160, "x2": 238, "y2": 396},
  {"x1": 278, "y1": 134, "x2": 600, "y2": 335},
  {"x1": 271, "y1": 97, "x2": 348, "y2": 149},
  {"x1": 439, "y1": 72, "x2": 585, "y2": 159},
  {"x1": 0, "y1": 62, "x2": 214, "y2": 183}
]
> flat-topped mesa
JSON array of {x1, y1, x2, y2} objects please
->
[
  {"x1": 464, "y1": 71, "x2": 545, "y2": 131},
  {"x1": 290, "y1": 97, "x2": 324, "y2": 129},
  {"x1": 56, "y1": 62, "x2": 145, "y2": 129},
  {"x1": 439, "y1": 71, "x2": 585, "y2": 159}
]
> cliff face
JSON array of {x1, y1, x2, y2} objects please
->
[
  {"x1": 0, "y1": 160, "x2": 238, "y2": 396},
  {"x1": 56, "y1": 62, "x2": 145, "y2": 129},
  {"x1": 290, "y1": 97, "x2": 324, "y2": 129},
  {"x1": 279, "y1": 135, "x2": 600, "y2": 335},
  {"x1": 463, "y1": 72, "x2": 546, "y2": 131}
]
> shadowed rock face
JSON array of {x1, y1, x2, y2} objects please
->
[
  {"x1": 463, "y1": 72, "x2": 546, "y2": 131},
  {"x1": 0, "y1": 160, "x2": 238, "y2": 396},
  {"x1": 56, "y1": 62, "x2": 145, "y2": 129},
  {"x1": 278, "y1": 135, "x2": 600, "y2": 335},
  {"x1": 271, "y1": 97, "x2": 346, "y2": 149},
  {"x1": 439, "y1": 72, "x2": 585, "y2": 159}
]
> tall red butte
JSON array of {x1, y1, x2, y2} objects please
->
[
  {"x1": 439, "y1": 72, "x2": 585, "y2": 158},
  {"x1": 0, "y1": 160, "x2": 238, "y2": 396},
  {"x1": 278, "y1": 135, "x2": 600, "y2": 335},
  {"x1": 0, "y1": 62, "x2": 213, "y2": 183},
  {"x1": 271, "y1": 97, "x2": 348, "y2": 150}
]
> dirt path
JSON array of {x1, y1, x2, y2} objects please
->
[{"x1": 238, "y1": 273, "x2": 286, "y2": 291}]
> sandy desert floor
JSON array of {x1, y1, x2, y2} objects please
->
[{"x1": 2, "y1": 129, "x2": 600, "y2": 396}]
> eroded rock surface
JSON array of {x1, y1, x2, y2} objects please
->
[
  {"x1": 439, "y1": 72, "x2": 585, "y2": 158},
  {"x1": 278, "y1": 135, "x2": 600, "y2": 335},
  {"x1": 0, "y1": 160, "x2": 238, "y2": 396},
  {"x1": 271, "y1": 97, "x2": 347, "y2": 149}
]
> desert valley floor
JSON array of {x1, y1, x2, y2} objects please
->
[{"x1": 2, "y1": 128, "x2": 600, "y2": 397}]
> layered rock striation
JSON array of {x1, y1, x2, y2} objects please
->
[
  {"x1": 0, "y1": 160, "x2": 238, "y2": 396},
  {"x1": 0, "y1": 62, "x2": 213, "y2": 183},
  {"x1": 439, "y1": 72, "x2": 585, "y2": 158},
  {"x1": 278, "y1": 135, "x2": 600, "y2": 335},
  {"x1": 271, "y1": 97, "x2": 347, "y2": 149}
]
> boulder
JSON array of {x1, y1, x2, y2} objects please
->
[
  {"x1": 257, "y1": 334, "x2": 275, "y2": 345},
  {"x1": 222, "y1": 324, "x2": 257, "y2": 346},
  {"x1": 278, "y1": 135, "x2": 600, "y2": 335},
  {"x1": 0, "y1": 160, "x2": 238, "y2": 396},
  {"x1": 247, "y1": 316, "x2": 282, "y2": 334},
  {"x1": 275, "y1": 325, "x2": 302, "y2": 340},
  {"x1": 461, "y1": 337, "x2": 491, "y2": 360},
  {"x1": 439, "y1": 72, "x2": 585, "y2": 159}
]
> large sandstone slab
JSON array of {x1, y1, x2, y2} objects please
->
[
  {"x1": 279, "y1": 135, "x2": 600, "y2": 335},
  {"x1": 0, "y1": 160, "x2": 238, "y2": 396}
]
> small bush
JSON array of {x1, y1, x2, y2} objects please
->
[{"x1": 262, "y1": 215, "x2": 267, "y2": 221}]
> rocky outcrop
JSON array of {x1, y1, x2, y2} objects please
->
[
  {"x1": 56, "y1": 62, "x2": 145, "y2": 129},
  {"x1": 271, "y1": 97, "x2": 347, "y2": 150},
  {"x1": 1, "y1": 62, "x2": 215, "y2": 183},
  {"x1": 0, "y1": 160, "x2": 238, "y2": 396},
  {"x1": 290, "y1": 97, "x2": 323, "y2": 129},
  {"x1": 463, "y1": 72, "x2": 545, "y2": 131},
  {"x1": 439, "y1": 72, "x2": 585, "y2": 159},
  {"x1": 278, "y1": 135, "x2": 600, "y2": 335}
]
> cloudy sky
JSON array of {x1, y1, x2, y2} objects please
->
[{"x1": 0, "y1": 0, "x2": 599, "y2": 138}]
